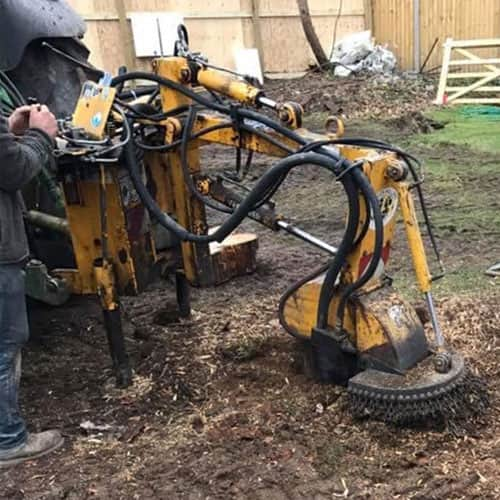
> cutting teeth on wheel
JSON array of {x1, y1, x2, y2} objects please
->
[{"x1": 347, "y1": 355, "x2": 489, "y2": 434}]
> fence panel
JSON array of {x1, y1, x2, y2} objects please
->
[{"x1": 66, "y1": 0, "x2": 366, "y2": 74}]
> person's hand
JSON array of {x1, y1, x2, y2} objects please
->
[
  {"x1": 8, "y1": 105, "x2": 32, "y2": 135},
  {"x1": 29, "y1": 105, "x2": 58, "y2": 139}
]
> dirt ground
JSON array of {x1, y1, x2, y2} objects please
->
[{"x1": 1, "y1": 73, "x2": 499, "y2": 499}]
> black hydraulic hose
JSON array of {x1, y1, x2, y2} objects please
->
[
  {"x1": 305, "y1": 144, "x2": 385, "y2": 328},
  {"x1": 181, "y1": 106, "x2": 234, "y2": 213},
  {"x1": 123, "y1": 120, "x2": 206, "y2": 242},
  {"x1": 298, "y1": 137, "x2": 421, "y2": 166},
  {"x1": 179, "y1": 106, "x2": 295, "y2": 214},
  {"x1": 178, "y1": 105, "x2": 292, "y2": 215},
  {"x1": 211, "y1": 152, "x2": 348, "y2": 242},
  {"x1": 124, "y1": 122, "x2": 350, "y2": 244},
  {"x1": 110, "y1": 72, "x2": 311, "y2": 155},
  {"x1": 117, "y1": 100, "x2": 189, "y2": 121},
  {"x1": 111, "y1": 72, "x2": 229, "y2": 115},
  {"x1": 236, "y1": 108, "x2": 305, "y2": 147},
  {"x1": 336, "y1": 167, "x2": 384, "y2": 326},
  {"x1": 298, "y1": 136, "x2": 442, "y2": 268},
  {"x1": 112, "y1": 72, "x2": 386, "y2": 323},
  {"x1": 118, "y1": 85, "x2": 158, "y2": 101},
  {"x1": 134, "y1": 122, "x2": 234, "y2": 152},
  {"x1": 316, "y1": 170, "x2": 360, "y2": 329}
]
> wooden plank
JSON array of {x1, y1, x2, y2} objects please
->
[
  {"x1": 114, "y1": 0, "x2": 135, "y2": 71},
  {"x1": 373, "y1": 0, "x2": 500, "y2": 70},
  {"x1": 66, "y1": 0, "x2": 366, "y2": 74},
  {"x1": 79, "y1": 10, "x2": 365, "y2": 19},
  {"x1": 259, "y1": 14, "x2": 365, "y2": 72},
  {"x1": 250, "y1": 0, "x2": 265, "y2": 72},
  {"x1": 82, "y1": 13, "x2": 254, "y2": 20},
  {"x1": 451, "y1": 98, "x2": 500, "y2": 103},
  {"x1": 447, "y1": 72, "x2": 500, "y2": 78},
  {"x1": 449, "y1": 58, "x2": 500, "y2": 66},
  {"x1": 81, "y1": 11, "x2": 366, "y2": 20},
  {"x1": 435, "y1": 38, "x2": 452, "y2": 104},
  {"x1": 421, "y1": 0, "x2": 500, "y2": 71},
  {"x1": 445, "y1": 86, "x2": 500, "y2": 92},
  {"x1": 372, "y1": 0, "x2": 413, "y2": 70},
  {"x1": 258, "y1": 0, "x2": 364, "y2": 17},
  {"x1": 446, "y1": 69, "x2": 500, "y2": 102},
  {"x1": 447, "y1": 38, "x2": 500, "y2": 48},
  {"x1": 363, "y1": 0, "x2": 373, "y2": 31},
  {"x1": 258, "y1": 10, "x2": 365, "y2": 17},
  {"x1": 454, "y1": 47, "x2": 499, "y2": 73}
]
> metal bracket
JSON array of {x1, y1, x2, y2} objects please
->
[{"x1": 24, "y1": 260, "x2": 70, "y2": 306}]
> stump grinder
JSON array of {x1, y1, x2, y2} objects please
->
[{"x1": 0, "y1": 1, "x2": 488, "y2": 428}]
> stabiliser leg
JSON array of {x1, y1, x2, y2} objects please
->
[
  {"x1": 94, "y1": 260, "x2": 132, "y2": 388},
  {"x1": 175, "y1": 270, "x2": 191, "y2": 318},
  {"x1": 94, "y1": 164, "x2": 132, "y2": 387},
  {"x1": 102, "y1": 305, "x2": 132, "y2": 388}
]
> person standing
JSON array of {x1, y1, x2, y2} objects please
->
[{"x1": 0, "y1": 104, "x2": 63, "y2": 468}]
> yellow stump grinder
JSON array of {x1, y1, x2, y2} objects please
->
[{"x1": 1, "y1": 12, "x2": 488, "y2": 428}]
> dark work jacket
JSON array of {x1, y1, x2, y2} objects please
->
[{"x1": 0, "y1": 116, "x2": 54, "y2": 264}]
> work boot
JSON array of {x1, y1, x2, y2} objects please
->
[{"x1": 0, "y1": 430, "x2": 63, "y2": 468}]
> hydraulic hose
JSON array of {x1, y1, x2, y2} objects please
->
[
  {"x1": 179, "y1": 106, "x2": 295, "y2": 215},
  {"x1": 123, "y1": 120, "x2": 204, "y2": 242},
  {"x1": 304, "y1": 145, "x2": 385, "y2": 329},
  {"x1": 110, "y1": 72, "x2": 312, "y2": 155},
  {"x1": 112, "y1": 71, "x2": 385, "y2": 329},
  {"x1": 123, "y1": 123, "x2": 355, "y2": 245},
  {"x1": 181, "y1": 106, "x2": 234, "y2": 213},
  {"x1": 316, "y1": 168, "x2": 360, "y2": 329},
  {"x1": 298, "y1": 136, "x2": 442, "y2": 270},
  {"x1": 134, "y1": 122, "x2": 234, "y2": 152},
  {"x1": 336, "y1": 166, "x2": 384, "y2": 326},
  {"x1": 111, "y1": 72, "x2": 229, "y2": 115}
]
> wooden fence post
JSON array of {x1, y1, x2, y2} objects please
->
[
  {"x1": 413, "y1": 0, "x2": 421, "y2": 71},
  {"x1": 114, "y1": 0, "x2": 135, "y2": 71},
  {"x1": 250, "y1": 0, "x2": 265, "y2": 73},
  {"x1": 364, "y1": 0, "x2": 373, "y2": 32}
]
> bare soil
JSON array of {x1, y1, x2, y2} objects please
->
[{"x1": 1, "y1": 73, "x2": 499, "y2": 499}]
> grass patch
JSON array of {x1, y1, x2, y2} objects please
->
[
  {"x1": 416, "y1": 106, "x2": 500, "y2": 153},
  {"x1": 297, "y1": 107, "x2": 500, "y2": 298},
  {"x1": 393, "y1": 266, "x2": 498, "y2": 301}
]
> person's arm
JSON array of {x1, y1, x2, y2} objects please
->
[{"x1": 0, "y1": 106, "x2": 57, "y2": 192}]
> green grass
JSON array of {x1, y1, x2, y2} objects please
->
[
  {"x1": 303, "y1": 106, "x2": 500, "y2": 298},
  {"x1": 394, "y1": 266, "x2": 498, "y2": 301},
  {"x1": 416, "y1": 105, "x2": 500, "y2": 153},
  {"x1": 402, "y1": 106, "x2": 500, "y2": 296}
]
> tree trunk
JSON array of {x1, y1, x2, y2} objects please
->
[{"x1": 296, "y1": 0, "x2": 329, "y2": 68}]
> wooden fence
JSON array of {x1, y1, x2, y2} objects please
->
[
  {"x1": 371, "y1": 0, "x2": 500, "y2": 72},
  {"x1": 66, "y1": 1, "x2": 500, "y2": 75},
  {"x1": 66, "y1": 0, "x2": 366, "y2": 74}
]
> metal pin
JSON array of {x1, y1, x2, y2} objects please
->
[
  {"x1": 277, "y1": 221, "x2": 338, "y2": 255},
  {"x1": 425, "y1": 291, "x2": 445, "y2": 347}
]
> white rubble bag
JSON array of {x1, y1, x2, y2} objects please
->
[{"x1": 330, "y1": 30, "x2": 396, "y2": 77}]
